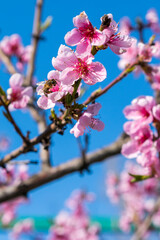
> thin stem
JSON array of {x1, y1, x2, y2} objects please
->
[
  {"x1": 84, "y1": 60, "x2": 139, "y2": 105},
  {"x1": 131, "y1": 197, "x2": 160, "y2": 240},
  {"x1": 0, "y1": 133, "x2": 129, "y2": 203},
  {"x1": 0, "y1": 96, "x2": 28, "y2": 144},
  {"x1": 0, "y1": 48, "x2": 16, "y2": 74},
  {"x1": 25, "y1": 0, "x2": 43, "y2": 86}
]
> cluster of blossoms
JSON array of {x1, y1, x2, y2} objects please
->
[
  {"x1": 0, "y1": 34, "x2": 32, "y2": 72},
  {"x1": 10, "y1": 219, "x2": 34, "y2": 240},
  {"x1": 48, "y1": 190, "x2": 100, "y2": 240},
  {"x1": 106, "y1": 162, "x2": 160, "y2": 233},
  {"x1": 121, "y1": 95, "x2": 160, "y2": 177},
  {"x1": 146, "y1": 9, "x2": 160, "y2": 33},
  {"x1": 7, "y1": 73, "x2": 33, "y2": 110},
  {"x1": 118, "y1": 8, "x2": 160, "y2": 87},
  {"x1": 0, "y1": 164, "x2": 29, "y2": 225},
  {"x1": 118, "y1": 39, "x2": 160, "y2": 73},
  {"x1": 36, "y1": 12, "x2": 133, "y2": 137},
  {"x1": 119, "y1": 8, "x2": 160, "y2": 36}
]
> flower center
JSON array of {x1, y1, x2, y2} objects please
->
[
  {"x1": 11, "y1": 89, "x2": 22, "y2": 101},
  {"x1": 75, "y1": 59, "x2": 89, "y2": 76},
  {"x1": 79, "y1": 22, "x2": 94, "y2": 40}
]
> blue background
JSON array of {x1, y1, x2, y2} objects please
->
[{"x1": 0, "y1": 0, "x2": 159, "y2": 238}]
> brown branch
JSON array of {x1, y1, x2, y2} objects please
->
[
  {"x1": 25, "y1": 0, "x2": 43, "y2": 86},
  {"x1": 25, "y1": 0, "x2": 51, "y2": 171},
  {"x1": 0, "y1": 59, "x2": 138, "y2": 165},
  {"x1": 0, "y1": 119, "x2": 57, "y2": 166},
  {"x1": 84, "y1": 60, "x2": 139, "y2": 105},
  {"x1": 0, "y1": 48, "x2": 16, "y2": 74},
  {"x1": 0, "y1": 96, "x2": 28, "y2": 144},
  {"x1": 131, "y1": 197, "x2": 160, "y2": 240},
  {"x1": 0, "y1": 133, "x2": 129, "y2": 203},
  {"x1": 28, "y1": 103, "x2": 51, "y2": 170}
]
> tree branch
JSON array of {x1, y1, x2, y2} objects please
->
[
  {"x1": 25, "y1": 0, "x2": 43, "y2": 86},
  {"x1": 0, "y1": 96, "x2": 28, "y2": 144},
  {"x1": 0, "y1": 48, "x2": 16, "y2": 74},
  {"x1": 0, "y1": 120, "x2": 56, "y2": 166},
  {"x1": 84, "y1": 60, "x2": 139, "y2": 105},
  {"x1": 0, "y1": 133, "x2": 129, "y2": 203},
  {"x1": 25, "y1": 0, "x2": 51, "y2": 170},
  {"x1": 131, "y1": 197, "x2": 160, "y2": 240}
]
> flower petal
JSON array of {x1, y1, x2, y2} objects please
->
[{"x1": 65, "y1": 28, "x2": 82, "y2": 46}]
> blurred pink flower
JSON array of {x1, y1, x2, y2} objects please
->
[{"x1": 7, "y1": 73, "x2": 33, "y2": 110}]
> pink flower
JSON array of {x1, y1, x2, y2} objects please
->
[
  {"x1": 151, "y1": 66, "x2": 160, "y2": 90},
  {"x1": 106, "y1": 172, "x2": 119, "y2": 203},
  {"x1": 102, "y1": 14, "x2": 134, "y2": 55},
  {"x1": 153, "y1": 104, "x2": 160, "y2": 121},
  {"x1": 37, "y1": 70, "x2": 73, "y2": 109},
  {"x1": 52, "y1": 45, "x2": 107, "y2": 85},
  {"x1": 151, "y1": 41, "x2": 160, "y2": 59},
  {"x1": 119, "y1": 17, "x2": 131, "y2": 35},
  {"x1": 138, "y1": 43, "x2": 152, "y2": 62},
  {"x1": 123, "y1": 96, "x2": 155, "y2": 135},
  {"x1": 136, "y1": 143, "x2": 160, "y2": 172},
  {"x1": 7, "y1": 73, "x2": 33, "y2": 110},
  {"x1": 48, "y1": 190, "x2": 99, "y2": 240},
  {"x1": 65, "y1": 11, "x2": 106, "y2": 56},
  {"x1": 0, "y1": 34, "x2": 22, "y2": 56},
  {"x1": 70, "y1": 103, "x2": 104, "y2": 138},
  {"x1": 146, "y1": 9, "x2": 160, "y2": 33},
  {"x1": 16, "y1": 45, "x2": 32, "y2": 71},
  {"x1": 0, "y1": 136, "x2": 10, "y2": 151},
  {"x1": 118, "y1": 39, "x2": 139, "y2": 70},
  {"x1": 122, "y1": 126, "x2": 153, "y2": 159},
  {"x1": 11, "y1": 219, "x2": 34, "y2": 240}
]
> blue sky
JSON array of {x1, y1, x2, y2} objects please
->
[{"x1": 0, "y1": 0, "x2": 160, "y2": 238}]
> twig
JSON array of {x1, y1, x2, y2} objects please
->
[
  {"x1": 0, "y1": 120, "x2": 56, "y2": 166},
  {"x1": 0, "y1": 48, "x2": 16, "y2": 74},
  {"x1": 25, "y1": 0, "x2": 43, "y2": 86},
  {"x1": 0, "y1": 96, "x2": 28, "y2": 144},
  {"x1": 0, "y1": 133, "x2": 129, "y2": 203},
  {"x1": 131, "y1": 197, "x2": 160, "y2": 240},
  {"x1": 25, "y1": 0, "x2": 51, "y2": 171},
  {"x1": 84, "y1": 60, "x2": 139, "y2": 105},
  {"x1": 28, "y1": 102, "x2": 51, "y2": 170},
  {"x1": 0, "y1": 58, "x2": 138, "y2": 166},
  {"x1": 9, "y1": 160, "x2": 38, "y2": 165}
]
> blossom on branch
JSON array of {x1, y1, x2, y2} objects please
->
[
  {"x1": 7, "y1": 73, "x2": 33, "y2": 110},
  {"x1": 122, "y1": 96, "x2": 160, "y2": 176},
  {"x1": 0, "y1": 34, "x2": 32, "y2": 72},
  {"x1": 65, "y1": 11, "x2": 106, "y2": 56},
  {"x1": 146, "y1": 9, "x2": 160, "y2": 33},
  {"x1": 101, "y1": 14, "x2": 134, "y2": 55},
  {"x1": 48, "y1": 190, "x2": 100, "y2": 240},
  {"x1": 52, "y1": 45, "x2": 107, "y2": 86},
  {"x1": 70, "y1": 103, "x2": 104, "y2": 138},
  {"x1": 36, "y1": 70, "x2": 73, "y2": 109}
]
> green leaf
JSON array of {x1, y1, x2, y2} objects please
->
[
  {"x1": 65, "y1": 93, "x2": 73, "y2": 106},
  {"x1": 50, "y1": 109, "x2": 57, "y2": 120},
  {"x1": 72, "y1": 79, "x2": 81, "y2": 99},
  {"x1": 125, "y1": 66, "x2": 135, "y2": 73},
  {"x1": 149, "y1": 35, "x2": 155, "y2": 45},
  {"x1": 129, "y1": 173, "x2": 153, "y2": 183},
  {"x1": 40, "y1": 16, "x2": 53, "y2": 33},
  {"x1": 0, "y1": 86, "x2": 6, "y2": 97}
]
